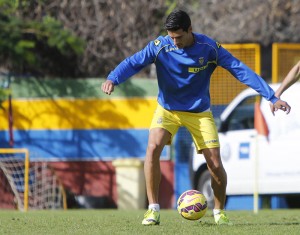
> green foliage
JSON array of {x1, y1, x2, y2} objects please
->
[
  {"x1": 37, "y1": 16, "x2": 83, "y2": 55},
  {"x1": 0, "y1": 0, "x2": 85, "y2": 77},
  {"x1": 0, "y1": 88, "x2": 7, "y2": 102},
  {"x1": 165, "y1": 0, "x2": 178, "y2": 16},
  {"x1": 0, "y1": 0, "x2": 18, "y2": 14}
]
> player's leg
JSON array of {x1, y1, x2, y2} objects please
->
[
  {"x1": 142, "y1": 128, "x2": 171, "y2": 225},
  {"x1": 144, "y1": 128, "x2": 171, "y2": 206},
  {"x1": 202, "y1": 148, "x2": 232, "y2": 225},
  {"x1": 142, "y1": 105, "x2": 180, "y2": 225},
  {"x1": 182, "y1": 111, "x2": 232, "y2": 225},
  {"x1": 202, "y1": 147, "x2": 226, "y2": 210}
]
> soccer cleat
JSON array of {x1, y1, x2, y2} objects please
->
[
  {"x1": 214, "y1": 211, "x2": 233, "y2": 225},
  {"x1": 142, "y1": 209, "x2": 160, "y2": 225}
]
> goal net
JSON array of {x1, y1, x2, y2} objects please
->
[{"x1": 0, "y1": 148, "x2": 67, "y2": 211}]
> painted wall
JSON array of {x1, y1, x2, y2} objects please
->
[
  {"x1": 0, "y1": 78, "x2": 171, "y2": 160},
  {"x1": 0, "y1": 77, "x2": 175, "y2": 208},
  {"x1": 0, "y1": 97, "x2": 171, "y2": 160}
]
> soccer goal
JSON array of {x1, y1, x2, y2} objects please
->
[{"x1": 0, "y1": 148, "x2": 67, "y2": 211}]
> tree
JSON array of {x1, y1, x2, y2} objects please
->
[
  {"x1": 184, "y1": 0, "x2": 300, "y2": 46},
  {"x1": 41, "y1": 0, "x2": 168, "y2": 77},
  {"x1": 41, "y1": 0, "x2": 300, "y2": 77},
  {"x1": 0, "y1": 0, "x2": 85, "y2": 77},
  {"x1": 1, "y1": 0, "x2": 299, "y2": 78}
]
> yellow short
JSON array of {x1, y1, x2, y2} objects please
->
[{"x1": 150, "y1": 104, "x2": 220, "y2": 152}]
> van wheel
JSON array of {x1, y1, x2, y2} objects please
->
[{"x1": 197, "y1": 169, "x2": 214, "y2": 209}]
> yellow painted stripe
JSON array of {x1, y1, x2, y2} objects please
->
[{"x1": 0, "y1": 98, "x2": 157, "y2": 130}]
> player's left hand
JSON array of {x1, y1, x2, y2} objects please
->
[{"x1": 270, "y1": 99, "x2": 291, "y2": 115}]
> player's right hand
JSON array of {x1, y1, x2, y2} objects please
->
[{"x1": 101, "y1": 80, "x2": 115, "y2": 95}]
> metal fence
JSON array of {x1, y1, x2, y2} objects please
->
[{"x1": 272, "y1": 43, "x2": 300, "y2": 83}]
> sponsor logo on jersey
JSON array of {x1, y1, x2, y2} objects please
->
[
  {"x1": 216, "y1": 42, "x2": 221, "y2": 48},
  {"x1": 188, "y1": 60, "x2": 217, "y2": 73},
  {"x1": 188, "y1": 66, "x2": 208, "y2": 73},
  {"x1": 154, "y1": 39, "x2": 161, "y2": 46},
  {"x1": 165, "y1": 47, "x2": 178, "y2": 52}
]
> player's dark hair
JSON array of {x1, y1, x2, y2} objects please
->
[{"x1": 165, "y1": 9, "x2": 191, "y2": 32}]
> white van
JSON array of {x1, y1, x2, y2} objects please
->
[{"x1": 190, "y1": 83, "x2": 300, "y2": 208}]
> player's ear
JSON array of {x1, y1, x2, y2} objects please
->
[{"x1": 188, "y1": 25, "x2": 192, "y2": 33}]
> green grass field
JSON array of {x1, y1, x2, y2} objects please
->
[{"x1": 0, "y1": 209, "x2": 299, "y2": 235}]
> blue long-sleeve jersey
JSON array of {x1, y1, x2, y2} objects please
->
[{"x1": 107, "y1": 33, "x2": 278, "y2": 112}]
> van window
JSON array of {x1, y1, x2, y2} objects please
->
[{"x1": 220, "y1": 95, "x2": 259, "y2": 132}]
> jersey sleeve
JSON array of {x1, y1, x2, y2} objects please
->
[
  {"x1": 107, "y1": 38, "x2": 162, "y2": 85},
  {"x1": 216, "y1": 43, "x2": 278, "y2": 104}
]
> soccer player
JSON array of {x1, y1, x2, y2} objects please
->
[
  {"x1": 101, "y1": 9, "x2": 291, "y2": 225},
  {"x1": 270, "y1": 60, "x2": 300, "y2": 115}
]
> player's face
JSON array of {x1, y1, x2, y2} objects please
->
[{"x1": 167, "y1": 26, "x2": 193, "y2": 48}]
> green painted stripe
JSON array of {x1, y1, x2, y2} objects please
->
[{"x1": 0, "y1": 76, "x2": 158, "y2": 98}]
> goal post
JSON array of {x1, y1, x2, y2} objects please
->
[
  {"x1": 0, "y1": 148, "x2": 29, "y2": 211},
  {"x1": 0, "y1": 148, "x2": 67, "y2": 211}
]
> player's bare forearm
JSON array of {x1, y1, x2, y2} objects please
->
[
  {"x1": 275, "y1": 61, "x2": 300, "y2": 97},
  {"x1": 101, "y1": 80, "x2": 115, "y2": 95}
]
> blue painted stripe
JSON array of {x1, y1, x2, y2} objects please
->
[{"x1": 0, "y1": 130, "x2": 169, "y2": 161}]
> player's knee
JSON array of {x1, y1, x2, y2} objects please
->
[{"x1": 146, "y1": 143, "x2": 164, "y2": 157}]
